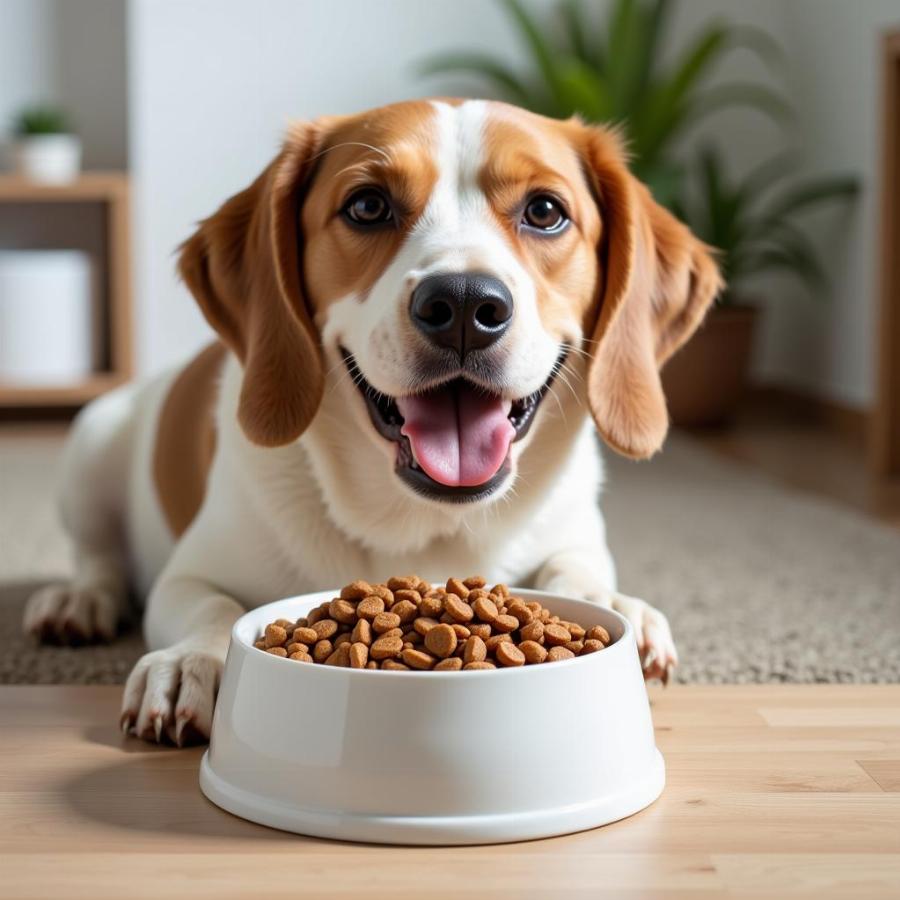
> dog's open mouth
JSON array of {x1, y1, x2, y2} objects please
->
[{"x1": 342, "y1": 349, "x2": 564, "y2": 502}]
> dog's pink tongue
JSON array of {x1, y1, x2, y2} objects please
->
[{"x1": 396, "y1": 384, "x2": 514, "y2": 487}]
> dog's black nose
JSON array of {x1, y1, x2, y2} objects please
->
[{"x1": 410, "y1": 272, "x2": 513, "y2": 358}]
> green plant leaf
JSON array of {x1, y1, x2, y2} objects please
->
[
  {"x1": 760, "y1": 175, "x2": 860, "y2": 224},
  {"x1": 417, "y1": 53, "x2": 536, "y2": 107},
  {"x1": 632, "y1": 24, "x2": 728, "y2": 161},
  {"x1": 561, "y1": 0, "x2": 591, "y2": 64},
  {"x1": 686, "y1": 81, "x2": 793, "y2": 127},
  {"x1": 555, "y1": 59, "x2": 615, "y2": 120},
  {"x1": 739, "y1": 220, "x2": 829, "y2": 293},
  {"x1": 727, "y1": 25, "x2": 785, "y2": 69},
  {"x1": 501, "y1": 0, "x2": 566, "y2": 105}
]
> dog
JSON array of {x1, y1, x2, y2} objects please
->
[{"x1": 23, "y1": 99, "x2": 721, "y2": 745}]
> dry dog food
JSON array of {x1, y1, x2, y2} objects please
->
[{"x1": 254, "y1": 576, "x2": 612, "y2": 670}]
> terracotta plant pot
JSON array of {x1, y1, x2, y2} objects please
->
[{"x1": 661, "y1": 304, "x2": 759, "y2": 427}]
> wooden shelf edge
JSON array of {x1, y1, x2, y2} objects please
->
[
  {"x1": 0, "y1": 373, "x2": 128, "y2": 407},
  {"x1": 0, "y1": 171, "x2": 129, "y2": 202}
]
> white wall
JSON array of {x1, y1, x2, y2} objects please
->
[
  {"x1": 756, "y1": 0, "x2": 900, "y2": 409},
  {"x1": 0, "y1": 0, "x2": 58, "y2": 164},
  {"x1": 0, "y1": 0, "x2": 127, "y2": 170},
  {"x1": 129, "y1": 0, "x2": 893, "y2": 412}
]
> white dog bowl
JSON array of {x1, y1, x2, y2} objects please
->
[{"x1": 200, "y1": 589, "x2": 664, "y2": 845}]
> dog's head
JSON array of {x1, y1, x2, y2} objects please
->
[{"x1": 180, "y1": 100, "x2": 721, "y2": 506}]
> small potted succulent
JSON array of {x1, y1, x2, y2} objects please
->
[
  {"x1": 662, "y1": 146, "x2": 859, "y2": 425},
  {"x1": 12, "y1": 105, "x2": 81, "y2": 184}
]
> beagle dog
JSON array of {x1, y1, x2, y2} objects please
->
[{"x1": 24, "y1": 100, "x2": 721, "y2": 745}]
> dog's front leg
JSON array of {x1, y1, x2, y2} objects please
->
[
  {"x1": 120, "y1": 573, "x2": 244, "y2": 746},
  {"x1": 534, "y1": 546, "x2": 677, "y2": 683}
]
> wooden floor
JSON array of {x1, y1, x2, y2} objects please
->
[{"x1": 2, "y1": 685, "x2": 898, "y2": 898}]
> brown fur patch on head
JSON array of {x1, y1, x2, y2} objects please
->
[{"x1": 301, "y1": 101, "x2": 440, "y2": 315}]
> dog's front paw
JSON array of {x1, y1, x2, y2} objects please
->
[
  {"x1": 23, "y1": 583, "x2": 120, "y2": 645},
  {"x1": 120, "y1": 644, "x2": 223, "y2": 746},
  {"x1": 608, "y1": 592, "x2": 678, "y2": 683}
]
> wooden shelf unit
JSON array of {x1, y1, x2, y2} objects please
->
[{"x1": 0, "y1": 172, "x2": 133, "y2": 411}]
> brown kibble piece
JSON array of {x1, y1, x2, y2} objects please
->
[
  {"x1": 450, "y1": 623, "x2": 471, "y2": 640},
  {"x1": 463, "y1": 575, "x2": 486, "y2": 589},
  {"x1": 402, "y1": 648, "x2": 436, "y2": 670},
  {"x1": 289, "y1": 651, "x2": 312, "y2": 662},
  {"x1": 312, "y1": 619, "x2": 339, "y2": 641},
  {"x1": 366, "y1": 660, "x2": 379, "y2": 669},
  {"x1": 349, "y1": 642, "x2": 369, "y2": 669},
  {"x1": 286, "y1": 642, "x2": 308, "y2": 655},
  {"x1": 356, "y1": 596, "x2": 385, "y2": 620},
  {"x1": 463, "y1": 635, "x2": 487, "y2": 664},
  {"x1": 444, "y1": 594, "x2": 474, "y2": 623},
  {"x1": 468, "y1": 622, "x2": 492, "y2": 640},
  {"x1": 372, "y1": 611, "x2": 402, "y2": 634},
  {"x1": 414, "y1": 617, "x2": 439, "y2": 635},
  {"x1": 424, "y1": 623, "x2": 458, "y2": 659},
  {"x1": 547, "y1": 646, "x2": 575, "y2": 662},
  {"x1": 325, "y1": 644, "x2": 351, "y2": 666},
  {"x1": 434, "y1": 657, "x2": 463, "y2": 671},
  {"x1": 586, "y1": 625, "x2": 611, "y2": 644},
  {"x1": 519, "y1": 640, "x2": 548, "y2": 664},
  {"x1": 387, "y1": 575, "x2": 419, "y2": 591},
  {"x1": 496, "y1": 642, "x2": 526, "y2": 667},
  {"x1": 491, "y1": 584, "x2": 510, "y2": 599},
  {"x1": 329, "y1": 598, "x2": 358, "y2": 624},
  {"x1": 253, "y1": 639, "x2": 266, "y2": 650},
  {"x1": 544, "y1": 623, "x2": 572, "y2": 646},
  {"x1": 417, "y1": 594, "x2": 443, "y2": 617},
  {"x1": 312, "y1": 639, "x2": 333, "y2": 663},
  {"x1": 446, "y1": 577, "x2": 470, "y2": 599},
  {"x1": 520, "y1": 620, "x2": 544, "y2": 642},
  {"x1": 292, "y1": 626, "x2": 318, "y2": 644},
  {"x1": 370, "y1": 635, "x2": 404, "y2": 660},
  {"x1": 472, "y1": 595, "x2": 499, "y2": 623},
  {"x1": 351, "y1": 618, "x2": 373, "y2": 646},
  {"x1": 492, "y1": 614, "x2": 519, "y2": 634},
  {"x1": 566, "y1": 640, "x2": 585, "y2": 654},
  {"x1": 464, "y1": 661, "x2": 496, "y2": 670},
  {"x1": 565, "y1": 622, "x2": 586, "y2": 641},
  {"x1": 266, "y1": 646, "x2": 288, "y2": 657},
  {"x1": 485, "y1": 633, "x2": 513, "y2": 652},
  {"x1": 506, "y1": 602, "x2": 534, "y2": 626},
  {"x1": 334, "y1": 633, "x2": 352, "y2": 648},
  {"x1": 264, "y1": 624, "x2": 287, "y2": 648},
  {"x1": 381, "y1": 659, "x2": 410, "y2": 670},
  {"x1": 391, "y1": 599, "x2": 419, "y2": 624},
  {"x1": 341, "y1": 580, "x2": 373, "y2": 600},
  {"x1": 581, "y1": 638, "x2": 605, "y2": 654}
]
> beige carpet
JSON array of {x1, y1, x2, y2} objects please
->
[{"x1": 1, "y1": 428, "x2": 898, "y2": 684}]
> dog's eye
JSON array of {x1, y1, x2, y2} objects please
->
[
  {"x1": 522, "y1": 195, "x2": 568, "y2": 233},
  {"x1": 343, "y1": 188, "x2": 393, "y2": 226}
]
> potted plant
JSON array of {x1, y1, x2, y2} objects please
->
[
  {"x1": 422, "y1": 0, "x2": 789, "y2": 207},
  {"x1": 12, "y1": 105, "x2": 81, "y2": 184},
  {"x1": 662, "y1": 147, "x2": 859, "y2": 425}
]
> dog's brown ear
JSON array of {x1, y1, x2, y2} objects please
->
[
  {"x1": 582, "y1": 129, "x2": 723, "y2": 459},
  {"x1": 178, "y1": 123, "x2": 323, "y2": 447}
]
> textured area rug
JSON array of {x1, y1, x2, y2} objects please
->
[{"x1": 1, "y1": 429, "x2": 898, "y2": 684}]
